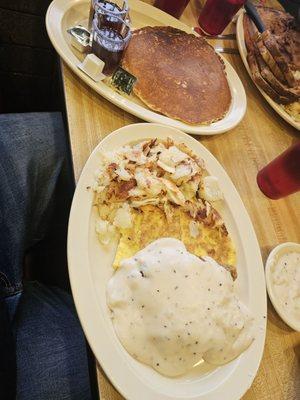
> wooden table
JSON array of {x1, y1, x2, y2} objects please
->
[{"x1": 61, "y1": 1, "x2": 300, "y2": 398}]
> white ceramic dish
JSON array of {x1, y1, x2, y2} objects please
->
[
  {"x1": 68, "y1": 123, "x2": 266, "y2": 400},
  {"x1": 265, "y1": 242, "x2": 300, "y2": 332},
  {"x1": 46, "y1": 0, "x2": 247, "y2": 136},
  {"x1": 236, "y1": 12, "x2": 300, "y2": 131}
]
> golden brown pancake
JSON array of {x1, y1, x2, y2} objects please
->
[{"x1": 122, "y1": 26, "x2": 232, "y2": 125}]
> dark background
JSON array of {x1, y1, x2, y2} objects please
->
[{"x1": 0, "y1": 0, "x2": 60, "y2": 113}]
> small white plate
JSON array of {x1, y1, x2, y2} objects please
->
[
  {"x1": 46, "y1": 0, "x2": 247, "y2": 135},
  {"x1": 236, "y1": 12, "x2": 300, "y2": 131},
  {"x1": 265, "y1": 242, "x2": 300, "y2": 331},
  {"x1": 68, "y1": 123, "x2": 266, "y2": 400}
]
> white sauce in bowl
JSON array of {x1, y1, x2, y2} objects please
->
[
  {"x1": 107, "y1": 238, "x2": 255, "y2": 377},
  {"x1": 267, "y1": 244, "x2": 300, "y2": 330}
]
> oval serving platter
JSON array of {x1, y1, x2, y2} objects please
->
[
  {"x1": 236, "y1": 12, "x2": 300, "y2": 131},
  {"x1": 46, "y1": 0, "x2": 246, "y2": 135},
  {"x1": 68, "y1": 123, "x2": 266, "y2": 400}
]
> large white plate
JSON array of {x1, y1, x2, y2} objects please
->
[
  {"x1": 68, "y1": 123, "x2": 266, "y2": 400},
  {"x1": 236, "y1": 12, "x2": 300, "y2": 131},
  {"x1": 46, "y1": 0, "x2": 246, "y2": 135}
]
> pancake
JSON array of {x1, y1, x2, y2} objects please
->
[{"x1": 122, "y1": 26, "x2": 232, "y2": 125}]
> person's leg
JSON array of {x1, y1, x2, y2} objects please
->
[
  {"x1": 0, "y1": 112, "x2": 91, "y2": 400},
  {"x1": 0, "y1": 112, "x2": 66, "y2": 297},
  {"x1": 13, "y1": 282, "x2": 91, "y2": 400},
  {"x1": 0, "y1": 112, "x2": 67, "y2": 399},
  {"x1": 28, "y1": 127, "x2": 74, "y2": 292}
]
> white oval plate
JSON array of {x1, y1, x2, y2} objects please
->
[
  {"x1": 46, "y1": 0, "x2": 246, "y2": 135},
  {"x1": 265, "y1": 242, "x2": 300, "y2": 332},
  {"x1": 68, "y1": 123, "x2": 266, "y2": 400},
  {"x1": 236, "y1": 12, "x2": 300, "y2": 131}
]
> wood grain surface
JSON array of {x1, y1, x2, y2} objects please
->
[{"x1": 61, "y1": 1, "x2": 300, "y2": 398}]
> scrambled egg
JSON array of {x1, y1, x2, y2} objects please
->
[{"x1": 113, "y1": 205, "x2": 236, "y2": 278}]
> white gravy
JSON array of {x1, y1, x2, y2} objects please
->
[
  {"x1": 271, "y1": 251, "x2": 300, "y2": 324},
  {"x1": 107, "y1": 238, "x2": 255, "y2": 377}
]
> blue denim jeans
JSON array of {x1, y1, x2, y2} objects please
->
[{"x1": 0, "y1": 113, "x2": 91, "y2": 400}]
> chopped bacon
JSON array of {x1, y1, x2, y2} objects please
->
[
  {"x1": 142, "y1": 138, "x2": 157, "y2": 155},
  {"x1": 108, "y1": 162, "x2": 118, "y2": 170},
  {"x1": 156, "y1": 167, "x2": 165, "y2": 177},
  {"x1": 107, "y1": 163, "x2": 118, "y2": 178},
  {"x1": 196, "y1": 208, "x2": 207, "y2": 220},
  {"x1": 117, "y1": 178, "x2": 137, "y2": 200}
]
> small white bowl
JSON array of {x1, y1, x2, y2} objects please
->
[{"x1": 265, "y1": 242, "x2": 300, "y2": 332}]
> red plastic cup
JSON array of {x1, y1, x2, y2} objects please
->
[
  {"x1": 257, "y1": 142, "x2": 300, "y2": 200},
  {"x1": 198, "y1": 0, "x2": 246, "y2": 35},
  {"x1": 154, "y1": 0, "x2": 190, "y2": 19}
]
